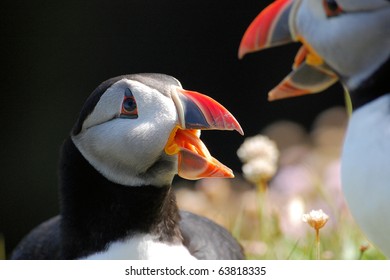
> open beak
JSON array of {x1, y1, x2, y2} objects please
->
[
  {"x1": 238, "y1": 0, "x2": 338, "y2": 101},
  {"x1": 165, "y1": 88, "x2": 243, "y2": 180}
]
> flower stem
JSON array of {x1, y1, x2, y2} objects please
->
[
  {"x1": 256, "y1": 180, "x2": 268, "y2": 240},
  {"x1": 316, "y1": 228, "x2": 320, "y2": 260}
]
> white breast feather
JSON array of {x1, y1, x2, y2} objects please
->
[{"x1": 80, "y1": 234, "x2": 196, "y2": 260}]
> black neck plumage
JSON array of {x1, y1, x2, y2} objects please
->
[
  {"x1": 349, "y1": 57, "x2": 390, "y2": 110},
  {"x1": 58, "y1": 138, "x2": 182, "y2": 259}
]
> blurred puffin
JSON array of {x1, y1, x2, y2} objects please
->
[
  {"x1": 239, "y1": 0, "x2": 390, "y2": 257},
  {"x1": 11, "y1": 73, "x2": 244, "y2": 260}
]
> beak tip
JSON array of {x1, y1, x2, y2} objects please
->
[
  {"x1": 268, "y1": 92, "x2": 276, "y2": 101},
  {"x1": 230, "y1": 119, "x2": 244, "y2": 136},
  {"x1": 238, "y1": 46, "x2": 247, "y2": 60},
  {"x1": 222, "y1": 168, "x2": 235, "y2": 179}
]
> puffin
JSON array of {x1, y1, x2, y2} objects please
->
[
  {"x1": 11, "y1": 73, "x2": 245, "y2": 260},
  {"x1": 238, "y1": 0, "x2": 390, "y2": 257}
]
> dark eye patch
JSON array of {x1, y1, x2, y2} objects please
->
[{"x1": 323, "y1": 0, "x2": 344, "y2": 17}]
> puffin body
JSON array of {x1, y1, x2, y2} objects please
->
[
  {"x1": 342, "y1": 94, "x2": 390, "y2": 256},
  {"x1": 11, "y1": 73, "x2": 244, "y2": 260},
  {"x1": 239, "y1": 0, "x2": 390, "y2": 257}
]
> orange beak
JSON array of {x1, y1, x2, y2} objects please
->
[
  {"x1": 165, "y1": 88, "x2": 243, "y2": 180},
  {"x1": 238, "y1": 0, "x2": 338, "y2": 101}
]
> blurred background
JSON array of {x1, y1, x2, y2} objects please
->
[{"x1": 1, "y1": 0, "x2": 366, "y2": 259}]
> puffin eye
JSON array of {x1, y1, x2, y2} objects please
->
[
  {"x1": 323, "y1": 0, "x2": 343, "y2": 17},
  {"x1": 123, "y1": 97, "x2": 137, "y2": 112},
  {"x1": 120, "y1": 88, "x2": 138, "y2": 119}
]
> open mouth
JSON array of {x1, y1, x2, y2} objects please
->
[{"x1": 165, "y1": 127, "x2": 234, "y2": 179}]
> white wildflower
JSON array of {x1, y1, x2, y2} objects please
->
[
  {"x1": 302, "y1": 209, "x2": 329, "y2": 230},
  {"x1": 238, "y1": 135, "x2": 279, "y2": 185},
  {"x1": 237, "y1": 135, "x2": 279, "y2": 164},
  {"x1": 302, "y1": 209, "x2": 329, "y2": 260},
  {"x1": 242, "y1": 158, "x2": 277, "y2": 184}
]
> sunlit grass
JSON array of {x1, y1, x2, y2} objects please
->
[
  {"x1": 241, "y1": 201, "x2": 372, "y2": 260},
  {"x1": 177, "y1": 176, "x2": 385, "y2": 260}
]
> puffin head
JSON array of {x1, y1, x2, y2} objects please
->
[
  {"x1": 71, "y1": 73, "x2": 243, "y2": 187},
  {"x1": 239, "y1": 0, "x2": 390, "y2": 101}
]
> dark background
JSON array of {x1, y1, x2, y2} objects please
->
[{"x1": 0, "y1": 0, "x2": 344, "y2": 257}]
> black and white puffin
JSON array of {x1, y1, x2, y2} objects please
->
[
  {"x1": 239, "y1": 0, "x2": 390, "y2": 257},
  {"x1": 11, "y1": 73, "x2": 245, "y2": 260}
]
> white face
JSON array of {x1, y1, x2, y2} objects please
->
[
  {"x1": 294, "y1": 0, "x2": 390, "y2": 89},
  {"x1": 72, "y1": 78, "x2": 179, "y2": 187}
]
